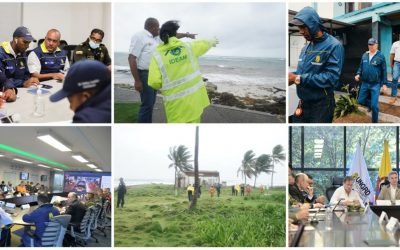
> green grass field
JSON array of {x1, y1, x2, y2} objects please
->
[
  {"x1": 114, "y1": 184, "x2": 286, "y2": 247},
  {"x1": 114, "y1": 102, "x2": 140, "y2": 123}
]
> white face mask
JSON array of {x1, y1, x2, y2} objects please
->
[{"x1": 89, "y1": 39, "x2": 100, "y2": 49}]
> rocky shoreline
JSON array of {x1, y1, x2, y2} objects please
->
[{"x1": 116, "y1": 82, "x2": 285, "y2": 115}]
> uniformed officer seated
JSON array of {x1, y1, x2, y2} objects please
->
[
  {"x1": 50, "y1": 60, "x2": 111, "y2": 123},
  {"x1": 27, "y1": 29, "x2": 70, "y2": 82},
  {"x1": 72, "y1": 28, "x2": 111, "y2": 71},
  {"x1": 0, "y1": 26, "x2": 39, "y2": 93}
]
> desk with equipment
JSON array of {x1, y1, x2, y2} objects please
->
[
  {"x1": 289, "y1": 208, "x2": 400, "y2": 247},
  {"x1": 2, "y1": 80, "x2": 73, "y2": 123}
]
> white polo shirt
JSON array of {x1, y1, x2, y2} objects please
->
[
  {"x1": 329, "y1": 186, "x2": 364, "y2": 206},
  {"x1": 129, "y1": 29, "x2": 161, "y2": 70},
  {"x1": 390, "y1": 41, "x2": 400, "y2": 62}
]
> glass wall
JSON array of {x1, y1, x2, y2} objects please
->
[{"x1": 290, "y1": 126, "x2": 399, "y2": 197}]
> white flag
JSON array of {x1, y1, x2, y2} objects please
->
[{"x1": 348, "y1": 144, "x2": 375, "y2": 204}]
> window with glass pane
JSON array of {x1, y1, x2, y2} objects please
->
[
  {"x1": 303, "y1": 126, "x2": 344, "y2": 168},
  {"x1": 346, "y1": 126, "x2": 396, "y2": 170},
  {"x1": 306, "y1": 170, "x2": 343, "y2": 200},
  {"x1": 291, "y1": 126, "x2": 301, "y2": 168}
]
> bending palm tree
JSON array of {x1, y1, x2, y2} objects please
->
[
  {"x1": 271, "y1": 145, "x2": 286, "y2": 188},
  {"x1": 190, "y1": 126, "x2": 199, "y2": 210},
  {"x1": 237, "y1": 150, "x2": 256, "y2": 185},
  {"x1": 168, "y1": 145, "x2": 193, "y2": 196},
  {"x1": 253, "y1": 154, "x2": 273, "y2": 187}
]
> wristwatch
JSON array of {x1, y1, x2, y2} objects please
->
[{"x1": 295, "y1": 75, "x2": 301, "y2": 85}]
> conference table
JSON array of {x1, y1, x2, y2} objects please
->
[
  {"x1": 2, "y1": 80, "x2": 73, "y2": 123},
  {"x1": 8, "y1": 206, "x2": 36, "y2": 226},
  {"x1": 289, "y1": 208, "x2": 400, "y2": 247}
]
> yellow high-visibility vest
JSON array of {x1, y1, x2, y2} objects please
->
[{"x1": 148, "y1": 37, "x2": 212, "y2": 123}]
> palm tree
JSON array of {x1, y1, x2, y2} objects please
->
[
  {"x1": 271, "y1": 145, "x2": 286, "y2": 188},
  {"x1": 237, "y1": 150, "x2": 256, "y2": 185},
  {"x1": 253, "y1": 154, "x2": 273, "y2": 187},
  {"x1": 190, "y1": 126, "x2": 199, "y2": 210},
  {"x1": 168, "y1": 145, "x2": 193, "y2": 196}
]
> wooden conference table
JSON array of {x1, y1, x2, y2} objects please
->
[
  {"x1": 289, "y1": 208, "x2": 400, "y2": 247},
  {"x1": 3, "y1": 80, "x2": 73, "y2": 123}
]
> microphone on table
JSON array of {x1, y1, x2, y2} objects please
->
[
  {"x1": 332, "y1": 198, "x2": 345, "y2": 212},
  {"x1": 310, "y1": 207, "x2": 321, "y2": 224}
]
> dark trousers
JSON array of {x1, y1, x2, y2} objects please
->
[
  {"x1": 291, "y1": 94, "x2": 335, "y2": 123},
  {"x1": 188, "y1": 191, "x2": 193, "y2": 201},
  {"x1": 137, "y1": 70, "x2": 157, "y2": 123},
  {"x1": 117, "y1": 194, "x2": 125, "y2": 208},
  {"x1": 0, "y1": 225, "x2": 11, "y2": 247},
  {"x1": 358, "y1": 82, "x2": 380, "y2": 123}
]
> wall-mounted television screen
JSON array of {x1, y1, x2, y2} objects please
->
[
  {"x1": 20, "y1": 172, "x2": 29, "y2": 180},
  {"x1": 63, "y1": 172, "x2": 111, "y2": 195},
  {"x1": 40, "y1": 175, "x2": 48, "y2": 181}
]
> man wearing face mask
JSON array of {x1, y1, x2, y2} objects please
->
[
  {"x1": 72, "y1": 28, "x2": 111, "y2": 71},
  {"x1": 0, "y1": 27, "x2": 39, "y2": 99},
  {"x1": 288, "y1": 7, "x2": 344, "y2": 123},
  {"x1": 27, "y1": 29, "x2": 69, "y2": 81}
]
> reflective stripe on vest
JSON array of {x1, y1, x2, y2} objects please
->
[
  {"x1": 153, "y1": 42, "x2": 200, "y2": 91},
  {"x1": 163, "y1": 80, "x2": 204, "y2": 102}
]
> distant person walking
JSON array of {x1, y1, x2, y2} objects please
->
[
  {"x1": 209, "y1": 186, "x2": 216, "y2": 198},
  {"x1": 216, "y1": 183, "x2": 221, "y2": 197},
  {"x1": 117, "y1": 177, "x2": 127, "y2": 208},
  {"x1": 355, "y1": 38, "x2": 387, "y2": 123},
  {"x1": 390, "y1": 35, "x2": 400, "y2": 104},
  {"x1": 231, "y1": 185, "x2": 235, "y2": 196},
  {"x1": 148, "y1": 20, "x2": 218, "y2": 123},
  {"x1": 240, "y1": 184, "x2": 245, "y2": 196},
  {"x1": 235, "y1": 184, "x2": 240, "y2": 196},
  {"x1": 187, "y1": 184, "x2": 194, "y2": 202}
]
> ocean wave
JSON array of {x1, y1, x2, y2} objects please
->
[{"x1": 203, "y1": 73, "x2": 284, "y2": 87}]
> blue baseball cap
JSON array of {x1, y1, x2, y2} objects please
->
[
  {"x1": 13, "y1": 26, "x2": 36, "y2": 42},
  {"x1": 50, "y1": 60, "x2": 110, "y2": 102},
  {"x1": 368, "y1": 38, "x2": 378, "y2": 45}
]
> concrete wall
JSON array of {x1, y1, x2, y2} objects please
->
[
  {"x1": 0, "y1": 161, "x2": 50, "y2": 187},
  {"x1": 0, "y1": 3, "x2": 111, "y2": 50}
]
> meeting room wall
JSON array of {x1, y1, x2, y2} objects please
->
[
  {"x1": 0, "y1": 2, "x2": 111, "y2": 50},
  {"x1": 0, "y1": 162, "x2": 50, "y2": 187}
]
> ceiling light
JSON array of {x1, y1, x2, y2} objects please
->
[
  {"x1": 95, "y1": 169, "x2": 103, "y2": 172},
  {"x1": 87, "y1": 164, "x2": 97, "y2": 169},
  {"x1": 72, "y1": 155, "x2": 88, "y2": 163},
  {"x1": 314, "y1": 145, "x2": 324, "y2": 149},
  {"x1": 38, "y1": 164, "x2": 51, "y2": 169},
  {"x1": 13, "y1": 158, "x2": 32, "y2": 164},
  {"x1": 0, "y1": 144, "x2": 69, "y2": 169},
  {"x1": 0, "y1": 154, "x2": 3, "y2": 157},
  {"x1": 37, "y1": 135, "x2": 71, "y2": 152},
  {"x1": 54, "y1": 168, "x2": 63, "y2": 171},
  {"x1": 314, "y1": 149, "x2": 323, "y2": 153}
]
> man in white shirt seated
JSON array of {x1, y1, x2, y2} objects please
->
[
  {"x1": 330, "y1": 176, "x2": 364, "y2": 207},
  {"x1": 0, "y1": 207, "x2": 13, "y2": 246},
  {"x1": 377, "y1": 171, "x2": 400, "y2": 202}
]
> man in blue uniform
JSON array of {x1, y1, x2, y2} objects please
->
[
  {"x1": 21, "y1": 194, "x2": 60, "y2": 247},
  {"x1": 0, "y1": 26, "x2": 39, "y2": 91},
  {"x1": 27, "y1": 29, "x2": 69, "y2": 81},
  {"x1": 355, "y1": 38, "x2": 387, "y2": 123},
  {"x1": 50, "y1": 60, "x2": 111, "y2": 123},
  {"x1": 289, "y1": 7, "x2": 344, "y2": 123}
]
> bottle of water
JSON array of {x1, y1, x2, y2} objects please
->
[
  {"x1": 325, "y1": 206, "x2": 333, "y2": 231},
  {"x1": 33, "y1": 86, "x2": 45, "y2": 117}
]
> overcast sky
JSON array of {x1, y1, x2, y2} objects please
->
[
  {"x1": 114, "y1": 125, "x2": 287, "y2": 186},
  {"x1": 114, "y1": 3, "x2": 286, "y2": 58}
]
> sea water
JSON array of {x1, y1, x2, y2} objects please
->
[{"x1": 114, "y1": 52, "x2": 285, "y2": 98}]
